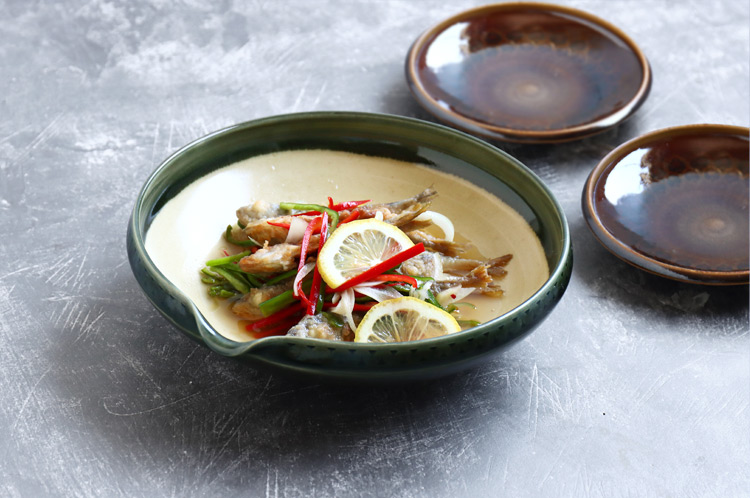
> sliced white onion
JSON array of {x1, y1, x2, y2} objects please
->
[
  {"x1": 353, "y1": 284, "x2": 402, "y2": 303},
  {"x1": 409, "y1": 279, "x2": 433, "y2": 301},
  {"x1": 436, "y1": 286, "x2": 475, "y2": 307},
  {"x1": 292, "y1": 262, "x2": 316, "y2": 296},
  {"x1": 350, "y1": 280, "x2": 381, "y2": 288},
  {"x1": 374, "y1": 210, "x2": 384, "y2": 221},
  {"x1": 285, "y1": 217, "x2": 309, "y2": 244},
  {"x1": 415, "y1": 211, "x2": 454, "y2": 241},
  {"x1": 330, "y1": 288, "x2": 356, "y2": 330}
]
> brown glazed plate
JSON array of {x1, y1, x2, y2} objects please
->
[
  {"x1": 405, "y1": 3, "x2": 652, "y2": 143},
  {"x1": 582, "y1": 124, "x2": 749, "y2": 285}
]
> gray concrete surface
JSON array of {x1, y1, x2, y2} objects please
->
[{"x1": 0, "y1": 1, "x2": 747, "y2": 496}]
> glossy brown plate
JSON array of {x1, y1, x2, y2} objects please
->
[
  {"x1": 582, "y1": 124, "x2": 749, "y2": 285},
  {"x1": 405, "y1": 3, "x2": 652, "y2": 143}
]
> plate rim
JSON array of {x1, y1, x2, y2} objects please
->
[{"x1": 405, "y1": 1, "x2": 653, "y2": 143}]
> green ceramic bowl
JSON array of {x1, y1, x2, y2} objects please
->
[{"x1": 127, "y1": 112, "x2": 572, "y2": 382}]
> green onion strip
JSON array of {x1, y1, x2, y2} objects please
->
[
  {"x1": 225, "y1": 225, "x2": 260, "y2": 247},
  {"x1": 278, "y1": 202, "x2": 340, "y2": 236}
]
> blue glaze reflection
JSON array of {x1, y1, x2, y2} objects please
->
[
  {"x1": 426, "y1": 23, "x2": 468, "y2": 69},
  {"x1": 604, "y1": 148, "x2": 647, "y2": 205}
]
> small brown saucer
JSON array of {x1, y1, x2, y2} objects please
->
[
  {"x1": 582, "y1": 124, "x2": 749, "y2": 285},
  {"x1": 405, "y1": 3, "x2": 652, "y2": 143}
]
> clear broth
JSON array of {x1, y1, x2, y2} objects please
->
[{"x1": 145, "y1": 150, "x2": 549, "y2": 342}]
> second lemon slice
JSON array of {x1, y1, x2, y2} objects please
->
[
  {"x1": 354, "y1": 296, "x2": 461, "y2": 343},
  {"x1": 317, "y1": 218, "x2": 414, "y2": 289}
]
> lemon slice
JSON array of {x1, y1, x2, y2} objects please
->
[
  {"x1": 318, "y1": 218, "x2": 414, "y2": 289},
  {"x1": 354, "y1": 296, "x2": 461, "y2": 343}
]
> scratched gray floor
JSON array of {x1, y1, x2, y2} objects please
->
[{"x1": 0, "y1": 1, "x2": 748, "y2": 497}]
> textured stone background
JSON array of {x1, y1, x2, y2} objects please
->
[{"x1": 0, "y1": 1, "x2": 747, "y2": 496}]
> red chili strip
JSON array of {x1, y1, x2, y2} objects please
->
[
  {"x1": 306, "y1": 213, "x2": 329, "y2": 315},
  {"x1": 297, "y1": 288, "x2": 311, "y2": 308},
  {"x1": 323, "y1": 287, "x2": 370, "y2": 295},
  {"x1": 250, "y1": 314, "x2": 304, "y2": 338},
  {"x1": 298, "y1": 217, "x2": 322, "y2": 273},
  {"x1": 329, "y1": 243, "x2": 425, "y2": 293},
  {"x1": 246, "y1": 302, "x2": 305, "y2": 331},
  {"x1": 308, "y1": 268, "x2": 323, "y2": 315},
  {"x1": 338, "y1": 210, "x2": 361, "y2": 224},
  {"x1": 268, "y1": 220, "x2": 322, "y2": 234},
  {"x1": 370, "y1": 274, "x2": 418, "y2": 288},
  {"x1": 319, "y1": 212, "x2": 329, "y2": 247},
  {"x1": 352, "y1": 302, "x2": 376, "y2": 312},
  {"x1": 295, "y1": 217, "x2": 322, "y2": 306},
  {"x1": 292, "y1": 210, "x2": 321, "y2": 217},
  {"x1": 327, "y1": 197, "x2": 371, "y2": 211}
]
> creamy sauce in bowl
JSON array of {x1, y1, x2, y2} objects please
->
[{"x1": 145, "y1": 150, "x2": 549, "y2": 342}]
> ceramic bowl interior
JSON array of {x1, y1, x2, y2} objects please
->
[
  {"x1": 405, "y1": 2, "x2": 652, "y2": 143},
  {"x1": 128, "y1": 112, "x2": 572, "y2": 382},
  {"x1": 582, "y1": 124, "x2": 749, "y2": 285}
]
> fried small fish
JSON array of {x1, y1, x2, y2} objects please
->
[{"x1": 231, "y1": 282, "x2": 293, "y2": 321}]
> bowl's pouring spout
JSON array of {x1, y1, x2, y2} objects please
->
[{"x1": 194, "y1": 310, "x2": 255, "y2": 357}]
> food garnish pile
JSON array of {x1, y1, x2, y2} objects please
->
[{"x1": 200, "y1": 188, "x2": 512, "y2": 343}]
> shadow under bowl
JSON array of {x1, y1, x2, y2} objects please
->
[
  {"x1": 405, "y1": 2, "x2": 652, "y2": 143},
  {"x1": 582, "y1": 123, "x2": 749, "y2": 285},
  {"x1": 128, "y1": 112, "x2": 572, "y2": 382}
]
